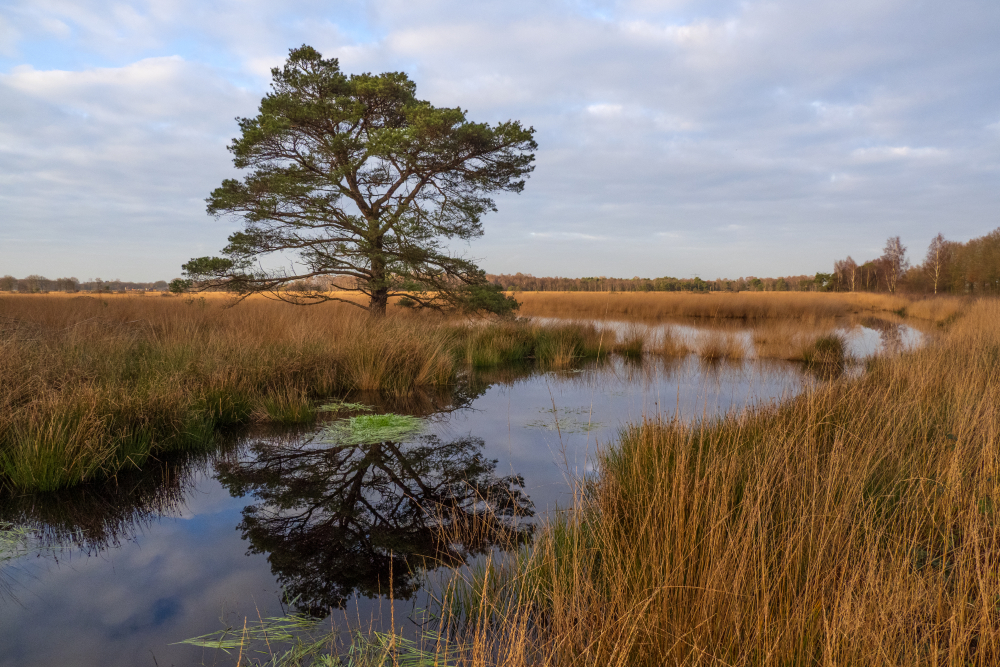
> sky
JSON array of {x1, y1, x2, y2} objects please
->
[{"x1": 1, "y1": 0, "x2": 998, "y2": 282}]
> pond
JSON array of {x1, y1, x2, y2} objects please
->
[{"x1": 0, "y1": 318, "x2": 924, "y2": 666}]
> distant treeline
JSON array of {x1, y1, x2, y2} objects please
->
[
  {"x1": 0, "y1": 275, "x2": 169, "y2": 293},
  {"x1": 485, "y1": 273, "x2": 819, "y2": 294},
  {"x1": 5, "y1": 228, "x2": 997, "y2": 297},
  {"x1": 829, "y1": 227, "x2": 1000, "y2": 295},
  {"x1": 489, "y1": 227, "x2": 1000, "y2": 295}
]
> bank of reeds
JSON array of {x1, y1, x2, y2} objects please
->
[
  {"x1": 446, "y1": 299, "x2": 1000, "y2": 666},
  {"x1": 0, "y1": 296, "x2": 623, "y2": 491},
  {"x1": 515, "y1": 291, "x2": 966, "y2": 324}
]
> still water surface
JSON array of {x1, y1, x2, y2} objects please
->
[{"x1": 0, "y1": 320, "x2": 921, "y2": 666}]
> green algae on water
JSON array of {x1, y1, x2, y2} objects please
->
[{"x1": 323, "y1": 413, "x2": 426, "y2": 445}]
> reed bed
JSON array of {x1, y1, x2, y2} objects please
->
[
  {"x1": 445, "y1": 299, "x2": 1000, "y2": 666},
  {"x1": 515, "y1": 291, "x2": 965, "y2": 324},
  {"x1": 0, "y1": 295, "x2": 623, "y2": 491}
]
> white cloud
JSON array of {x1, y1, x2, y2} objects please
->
[
  {"x1": 528, "y1": 231, "x2": 607, "y2": 241},
  {"x1": 850, "y1": 146, "x2": 948, "y2": 162},
  {"x1": 585, "y1": 103, "x2": 624, "y2": 117}
]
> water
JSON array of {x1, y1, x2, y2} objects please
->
[{"x1": 0, "y1": 320, "x2": 924, "y2": 666}]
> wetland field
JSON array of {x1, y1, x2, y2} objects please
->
[{"x1": 0, "y1": 291, "x2": 996, "y2": 666}]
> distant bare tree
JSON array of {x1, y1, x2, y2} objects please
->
[
  {"x1": 925, "y1": 233, "x2": 949, "y2": 295},
  {"x1": 22, "y1": 274, "x2": 45, "y2": 293},
  {"x1": 880, "y1": 237, "x2": 909, "y2": 294},
  {"x1": 833, "y1": 257, "x2": 858, "y2": 292},
  {"x1": 844, "y1": 256, "x2": 858, "y2": 292}
]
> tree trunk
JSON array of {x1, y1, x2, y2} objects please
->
[
  {"x1": 369, "y1": 239, "x2": 388, "y2": 316},
  {"x1": 369, "y1": 289, "x2": 388, "y2": 316}
]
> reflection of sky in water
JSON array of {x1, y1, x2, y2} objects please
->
[
  {"x1": 434, "y1": 356, "x2": 807, "y2": 514},
  {"x1": 533, "y1": 316, "x2": 926, "y2": 362},
  {"x1": 0, "y1": 340, "x2": 912, "y2": 666}
]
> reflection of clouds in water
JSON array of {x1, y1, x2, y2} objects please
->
[
  {"x1": 0, "y1": 487, "x2": 282, "y2": 666},
  {"x1": 433, "y1": 356, "x2": 809, "y2": 514}
]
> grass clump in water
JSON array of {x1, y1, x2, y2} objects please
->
[
  {"x1": 613, "y1": 326, "x2": 646, "y2": 358},
  {"x1": 180, "y1": 610, "x2": 455, "y2": 666},
  {"x1": 0, "y1": 522, "x2": 31, "y2": 563},
  {"x1": 323, "y1": 413, "x2": 426, "y2": 445},
  {"x1": 801, "y1": 332, "x2": 846, "y2": 366}
]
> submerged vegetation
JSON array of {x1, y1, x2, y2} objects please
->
[{"x1": 0, "y1": 522, "x2": 30, "y2": 563}]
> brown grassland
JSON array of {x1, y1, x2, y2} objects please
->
[
  {"x1": 515, "y1": 290, "x2": 967, "y2": 324},
  {"x1": 3, "y1": 290, "x2": 999, "y2": 665}
]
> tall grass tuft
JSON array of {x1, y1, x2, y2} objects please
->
[
  {"x1": 613, "y1": 325, "x2": 646, "y2": 358},
  {"x1": 653, "y1": 326, "x2": 690, "y2": 357},
  {"x1": 697, "y1": 330, "x2": 746, "y2": 360},
  {"x1": 800, "y1": 332, "x2": 847, "y2": 366}
]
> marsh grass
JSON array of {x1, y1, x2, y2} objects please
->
[
  {"x1": 612, "y1": 325, "x2": 646, "y2": 358},
  {"x1": 800, "y1": 332, "x2": 847, "y2": 366},
  {"x1": 652, "y1": 327, "x2": 690, "y2": 357},
  {"x1": 515, "y1": 291, "x2": 966, "y2": 324},
  {"x1": 751, "y1": 321, "x2": 851, "y2": 364},
  {"x1": 323, "y1": 414, "x2": 427, "y2": 445},
  {"x1": 532, "y1": 322, "x2": 609, "y2": 368},
  {"x1": 442, "y1": 299, "x2": 1000, "y2": 666},
  {"x1": 0, "y1": 296, "x2": 622, "y2": 491},
  {"x1": 697, "y1": 330, "x2": 747, "y2": 361},
  {"x1": 0, "y1": 293, "x2": 965, "y2": 492}
]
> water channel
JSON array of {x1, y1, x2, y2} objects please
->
[{"x1": 0, "y1": 318, "x2": 924, "y2": 666}]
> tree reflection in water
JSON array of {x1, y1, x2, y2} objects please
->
[
  {"x1": 215, "y1": 433, "x2": 534, "y2": 616},
  {"x1": 0, "y1": 451, "x2": 204, "y2": 554}
]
